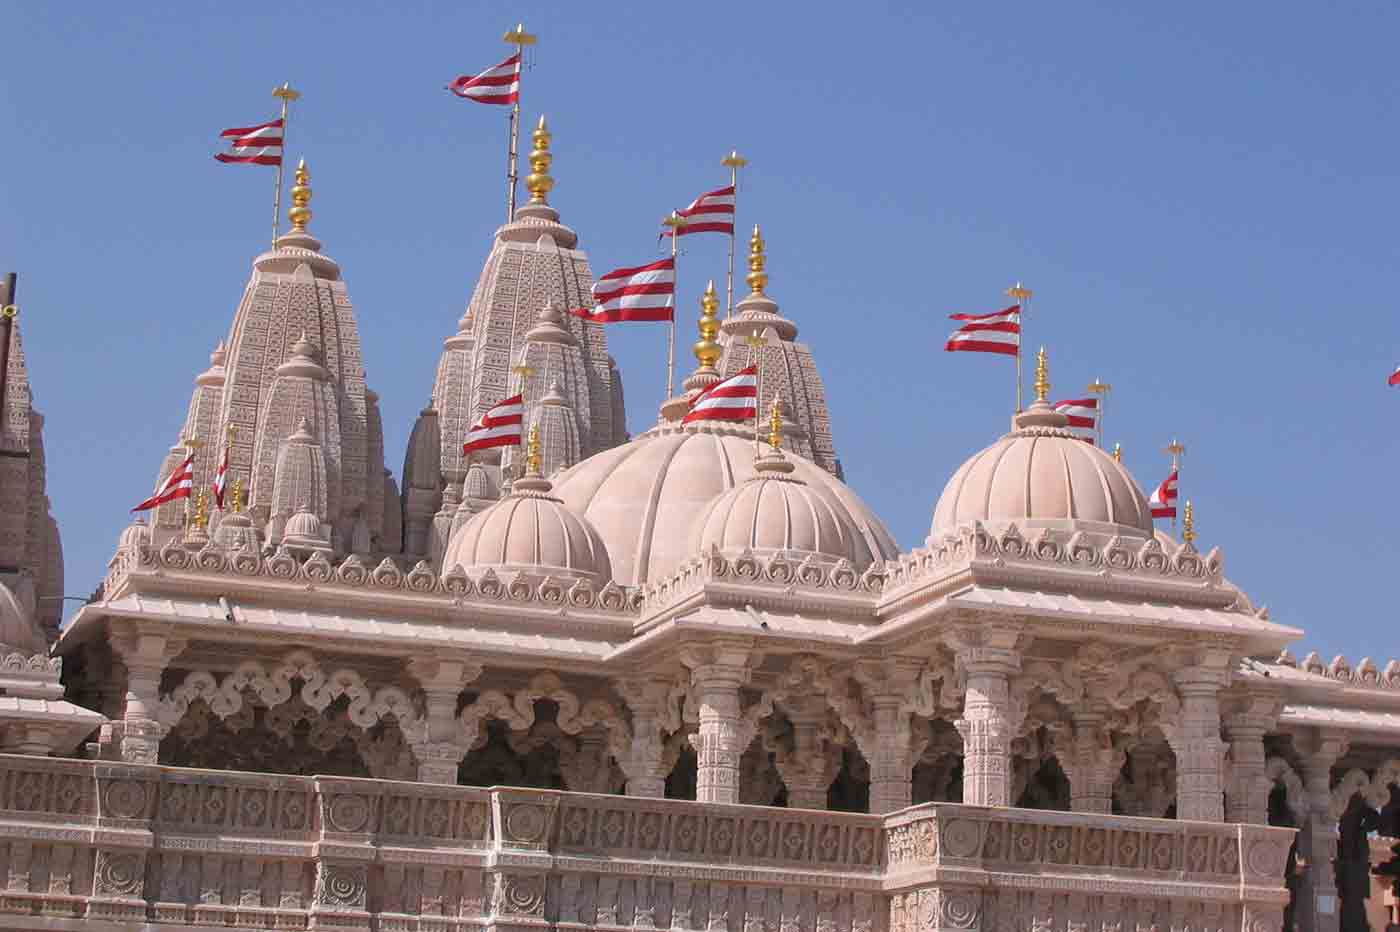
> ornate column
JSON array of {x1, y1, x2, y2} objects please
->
[
  {"x1": 852, "y1": 657, "x2": 931, "y2": 815},
  {"x1": 1221, "y1": 686, "x2": 1282, "y2": 825},
  {"x1": 1167, "y1": 657, "x2": 1231, "y2": 822},
  {"x1": 774, "y1": 695, "x2": 842, "y2": 810},
  {"x1": 108, "y1": 623, "x2": 186, "y2": 764},
  {"x1": 949, "y1": 626, "x2": 1024, "y2": 807},
  {"x1": 614, "y1": 676, "x2": 680, "y2": 798},
  {"x1": 1294, "y1": 728, "x2": 1348, "y2": 932},
  {"x1": 680, "y1": 641, "x2": 757, "y2": 805},
  {"x1": 407, "y1": 659, "x2": 482, "y2": 784},
  {"x1": 1059, "y1": 704, "x2": 1126, "y2": 814},
  {"x1": 559, "y1": 728, "x2": 617, "y2": 794}
]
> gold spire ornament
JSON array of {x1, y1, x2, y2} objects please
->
[
  {"x1": 694, "y1": 280, "x2": 722, "y2": 368},
  {"x1": 746, "y1": 225, "x2": 768, "y2": 297},
  {"x1": 1183, "y1": 500, "x2": 1196, "y2": 545},
  {"x1": 230, "y1": 477, "x2": 245, "y2": 514},
  {"x1": 526, "y1": 425, "x2": 542, "y2": 475},
  {"x1": 288, "y1": 159, "x2": 313, "y2": 232},
  {"x1": 768, "y1": 396, "x2": 783, "y2": 452},
  {"x1": 1034, "y1": 347, "x2": 1050, "y2": 403},
  {"x1": 1113, "y1": 443, "x2": 1122, "y2": 463},
  {"x1": 525, "y1": 115, "x2": 554, "y2": 205}
]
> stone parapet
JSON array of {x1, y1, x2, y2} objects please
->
[{"x1": 0, "y1": 755, "x2": 1292, "y2": 930}]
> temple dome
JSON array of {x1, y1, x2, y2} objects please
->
[
  {"x1": 690, "y1": 447, "x2": 872, "y2": 565},
  {"x1": 551, "y1": 423, "x2": 898, "y2": 588},
  {"x1": 443, "y1": 470, "x2": 611, "y2": 583},
  {"x1": 930, "y1": 400, "x2": 1153, "y2": 538}
]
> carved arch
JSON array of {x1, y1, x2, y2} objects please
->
[
  {"x1": 1265, "y1": 756, "x2": 1306, "y2": 822},
  {"x1": 157, "y1": 650, "x2": 424, "y2": 742}
]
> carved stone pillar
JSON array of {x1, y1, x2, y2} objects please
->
[
  {"x1": 1059, "y1": 705, "x2": 1126, "y2": 814},
  {"x1": 616, "y1": 676, "x2": 679, "y2": 798},
  {"x1": 774, "y1": 695, "x2": 841, "y2": 810},
  {"x1": 1294, "y1": 728, "x2": 1348, "y2": 932},
  {"x1": 681, "y1": 642, "x2": 755, "y2": 805},
  {"x1": 1167, "y1": 661, "x2": 1231, "y2": 822},
  {"x1": 559, "y1": 728, "x2": 617, "y2": 794},
  {"x1": 950, "y1": 628, "x2": 1024, "y2": 807},
  {"x1": 1222, "y1": 687, "x2": 1282, "y2": 825},
  {"x1": 109, "y1": 625, "x2": 185, "y2": 764},
  {"x1": 407, "y1": 659, "x2": 482, "y2": 784},
  {"x1": 853, "y1": 657, "x2": 930, "y2": 815}
]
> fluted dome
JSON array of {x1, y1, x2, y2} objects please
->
[
  {"x1": 552, "y1": 423, "x2": 898, "y2": 587},
  {"x1": 443, "y1": 471, "x2": 611, "y2": 583},
  {"x1": 931, "y1": 401, "x2": 1153, "y2": 538},
  {"x1": 690, "y1": 448, "x2": 872, "y2": 565}
]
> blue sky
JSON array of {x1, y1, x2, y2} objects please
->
[{"x1": 4, "y1": 2, "x2": 1397, "y2": 660}]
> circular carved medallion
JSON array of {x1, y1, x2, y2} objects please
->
[{"x1": 328, "y1": 794, "x2": 371, "y2": 833}]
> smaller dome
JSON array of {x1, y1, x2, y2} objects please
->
[
  {"x1": 282, "y1": 507, "x2": 329, "y2": 553},
  {"x1": 443, "y1": 464, "x2": 611, "y2": 583},
  {"x1": 690, "y1": 446, "x2": 877, "y2": 568},
  {"x1": 931, "y1": 400, "x2": 1154, "y2": 538},
  {"x1": 117, "y1": 517, "x2": 150, "y2": 553}
]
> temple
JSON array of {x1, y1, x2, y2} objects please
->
[{"x1": 0, "y1": 121, "x2": 1396, "y2": 932}]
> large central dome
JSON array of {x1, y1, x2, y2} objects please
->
[{"x1": 551, "y1": 423, "x2": 899, "y2": 588}]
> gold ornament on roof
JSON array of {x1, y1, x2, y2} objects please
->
[
  {"x1": 768, "y1": 396, "x2": 783, "y2": 452},
  {"x1": 1034, "y1": 347, "x2": 1050, "y2": 403},
  {"x1": 1113, "y1": 443, "x2": 1122, "y2": 463},
  {"x1": 1183, "y1": 500, "x2": 1196, "y2": 545},
  {"x1": 746, "y1": 225, "x2": 768, "y2": 296},
  {"x1": 230, "y1": 477, "x2": 245, "y2": 514},
  {"x1": 288, "y1": 159, "x2": 313, "y2": 232},
  {"x1": 525, "y1": 115, "x2": 554, "y2": 205},
  {"x1": 526, "y1": 425, "x2": 542, "y2": 475},
  {"x1": 192, "y1": 489, "x2": 210, "y2": 531},
  {"x1": 694, "y1": 280, "x2": 722, "y2": 367}
]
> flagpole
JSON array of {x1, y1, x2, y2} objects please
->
[
  {"x1": 1164, "y1": 438, "x2": 1185, "y2": 528},
  {"x1": 503, "y1": 23, "x2": 537, "y2": 223},
  {"x1": 1087, "y1": 378, "x2": 1111, "y2": 448},
  {"x1": 511, "y1": 362, "x2": 535, "y2": 476},
  {"x1": 1006, "y1": 282, "x2": 1032, "y2": 413},
  {"x1": 270, "y1": 83, "x2": 300, "y2": 248},
  {"x1": 182, "y1": 436, "x2": 204, "y2": 530},
  {"x1": 662, "y1": 211, "x2": 689, "y2": 397},
  {"x1": 722, "y1": 150, "x2": 748, "y2": 321}
]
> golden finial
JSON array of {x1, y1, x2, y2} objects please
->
[
  {"x1": 289, "y1": 159, "x2": 313, "y2": 232},
  {"x1": 192, "y1": 489, "x2": 210, "y2": 531},
  {"x1": 1006, "y1": 281, "x2": 1033, "y2": 302},
  {"x1": 525, "y1": 115, "x2": 554, "y2": 205},
  {"x1": 1183, "y1": 500, "x2": 1196, "y2": 545},
  {"x1": 503, "y1": 22, "x2": 538, "y2": 46},
  {"x1": 230, "y1": 476, "x2": 245, "y2": 514},
  {"x1": 746, "y1": 224, "x2": 768, "y2": 296},
  {"x1": 1113, "y1": 443, "x2": 1122, "y2": 463},
  {"x1": 1033, "y1": 346, "x2": 1050, "y2": 403},
  {"x1": 694, "y1": 280, "x2": 722, "y2": 368},
  {"x1": 768, "y1": 396, "x2": 783, "y2": 452},
  {"x1": 526, "y1": 425, "x2": 542, "y2": 475},
  {"x1": 225, "y1": 423, "x2": 238, "y2": 444}
]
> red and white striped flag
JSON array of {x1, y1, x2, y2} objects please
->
[
  {"x1": 1389, "y1": 366, "x2": 1400, "y2": 387},
  {"x1": 213, "y1": 445, "x2": 230, "y2": 511},
  {"x1": 133, "y1": 453, "x2": 196, "y2": 512},
  {"x1": 1052, "y1": 397, "x2": 1098, "y2": 443},
  {"x1": 462, "y1": 394, "x2": 525, "y2": 455},
  {"x1": 214, "y1": 118, "x2": 283, "y2": 166},
  {"x1": 661, "y1": 185, "x2": 736, "y2": 237},
  {"x1": 448, "y1": 53, "x2": 521, "y2": 105},
  {"x1": 570, "y1": 258, "x2": 675, "y2": 324},
  {"x1": 945, "y1": 305, "x2": 1021, "y2": 356},
  {"x1": 1149, "y1": 468, "x2": 1179, "y2": 520},
  {"x1": 682, "y1": 366, "x2": 759, "y2": 425}
]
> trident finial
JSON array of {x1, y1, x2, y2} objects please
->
[
  {"x1": 768, "y1": 396, "x2": 783, "y2": 452},
  {"x1": 289, "y1": 159, "x2": 313, "y2": 232},
  {"x1": 526, "y1": 425, "x2": 542, "y2": 476},
  {"x1": 525, "y1": 115, "x2": 554, "y2": 205},
  {"x1": 1034, "y1": 347, "x2": 1050, "y2": 403},
  {"x1": 694, "y1": 280, "x2": 722, "y2": 368},
  {"x1": 746, "y1": 224, "x2": 768, "y2": 296},
  {"x1": 1183, "y1": 500, "x2": 1196, "y2": 545}
]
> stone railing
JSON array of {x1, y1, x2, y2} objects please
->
[{"x1": 0, "y1": 755, "x2": 1294, "y2": 931}]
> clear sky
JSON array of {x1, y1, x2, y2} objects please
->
[{"x1": 3, "y1": 2, "x2": 1397, "y2": 661}]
